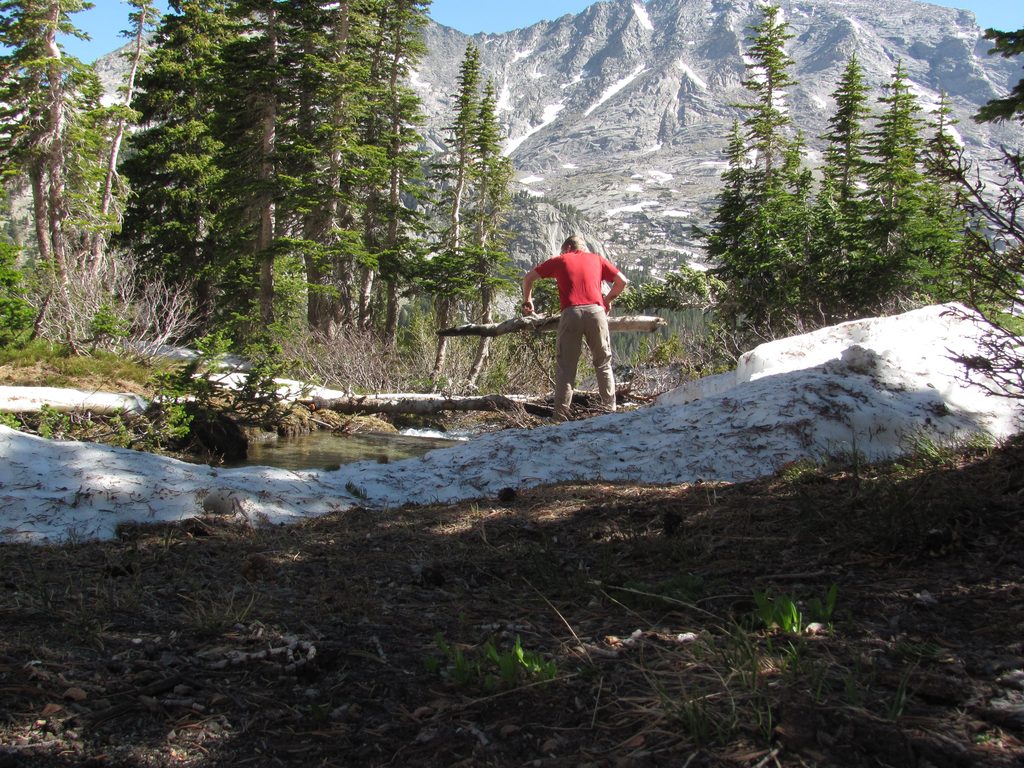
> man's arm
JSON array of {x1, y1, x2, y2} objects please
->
[
  {"x1": 603, "y1": 272, "x2": 630, "y2": 310},
  {"x1": 522, "y1": 269, "x2": 540, "y2": 315}
]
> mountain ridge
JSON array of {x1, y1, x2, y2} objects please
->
[{"x1": 98, "y1": 0, "x2": 1024, "y2": 276}]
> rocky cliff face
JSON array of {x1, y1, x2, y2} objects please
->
[
  {"x1": 414, "y1": 0, "x2": 1022, "y2": 274},
  {"x1": 98, "y1": 0, "x2": 1023, "y2": 276}
]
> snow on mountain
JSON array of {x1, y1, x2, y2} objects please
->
[
  {"x1": 93, "y1": 0, "x2": 1024, "y2": 274},
  {"x1": 416, "y1": 0, "x2": 1024, "y2": 273}
]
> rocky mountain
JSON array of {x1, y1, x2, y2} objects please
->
[
  {"x1": 413, "y1": 0, "x2": 1022, "y2": 275},
  {"x1": 98, "y1": 0, "x2": 1023, "y2": 277}
]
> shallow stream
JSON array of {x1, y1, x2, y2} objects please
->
[{"x1": 226, "y1": 430, "x2": 461, "y2": 471}]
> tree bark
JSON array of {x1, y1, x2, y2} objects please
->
[{"x1": 311, "y1": 392, "x2": 538, "y2": 416}]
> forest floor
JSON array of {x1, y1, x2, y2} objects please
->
[{"x1": 1, "y1": 425, "x2": 1023, "y2": 767}]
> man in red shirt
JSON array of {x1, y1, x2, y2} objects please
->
[{"x1": 522, "y1": 235, "x2": 630, "y2": 419}]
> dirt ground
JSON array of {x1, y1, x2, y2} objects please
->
[{"x1": 1, "y1": 434, "x2": 1022, "y2": 767}]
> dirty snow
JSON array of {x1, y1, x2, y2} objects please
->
[{"x1": 0, "y1": 305, "x2": 1020, "y2": 545}]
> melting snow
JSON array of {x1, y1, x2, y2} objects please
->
[
  {"x1": 561, "y1": 72, "x2": 586, "y2": 90},
  {"x1": 2, "y1": 305, "x2": 1020, "y2": 545},
  {"x1": 512, "y1": 47, "x2": 535, "y2": 62},
  {"x1": 409, "y1": 69, "x2": 431, "y2": 91},
  {"x1": 676, "y1": 60, "x2": 708, "y2": 90},
  {"x1": 497, "y1": 82, "x2": 513, "y2": 112},
  {"x1": 519, "y1": 175, "x2": 544, "y2": 184},
  {"x1": 634, "y1": 2, "x2": 654, "y2": 31},
  {"x1": 504, "y1": 103, "x2": 565, "y2": 156},
  {"x1": 648, "y1": 170, "x2": 673, "y2": 183},
  {"x1": 607, "y1": 200, "x2": 659, "y2": 216},
  {"x1": 585, "y1": 65, "x2": 647, "y2": 117}
]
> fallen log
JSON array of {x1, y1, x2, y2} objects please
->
[
  {"x1": 310, "y1": 387, "x2": 645, "y2": 418},
  {"x1": 311, "y1": 392, "x2": 549, "y2": 416},
  {"x1": 438, "y1": 314, "x2": 666, "y2": 337},
  {"x1": 0, "y1": 386, "x2": 148, "y2": 414}
]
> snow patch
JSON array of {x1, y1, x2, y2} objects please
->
[
  {"x1": 676, "y1": 60, "x2": 708, "y2": 90},
  {"x1": 4, "y1": 305, "x2": 1020, "y2": 545},
  {"x1": 585, "y1": 65, "x2": 647, "y2": 117},
  {"x1": 504, "y1": 103, "x2": 565, "y2": 156},
  {"x1": 560, "y1": 71, "x2": 586, "y2": 90},
  {"x1": 519, "y1": 175, "x2": 544, "y2": 184},
  {"x1": 512, "y1": 47, "x2": 535, "y2": 62},
  {"x1": 606, "y1": 200, "x2": 659, "y2": 216},
  {"x1": 497, "y1": 82, "x2": 512, "y2": 112},
  {"x1": 648, "y1": 170, "x2": 673, "y2": 183},
  {"x1": 634, "y1": 2, "x2": 654, "y2": 31},
  {"x1": 409, "y1": 69, "x2": 431, "y2": 91}
]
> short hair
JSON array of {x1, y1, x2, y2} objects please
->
[{"x1": 561, "y1": 235, "x2": 587, "y2": 253}]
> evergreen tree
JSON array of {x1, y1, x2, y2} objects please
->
[
  {"x1": 277, "y1": 0, "x2": 374, "y2": 337},
  {"x1": 0, "y1": 0, "x2": 106, "y2": 282},
  {"x1": 862, "y1": 60, "x2": 934, "y2": 309},
  {"x1": 217, "y1": 0, "x2": 284, "y2": 333},
  {"x1": 465, "y1": 78, "x2": 514, "y2": 389},
  {"x1": 917, "y1": 92, "x2": 968, "y2": 302},
  {"x1": 119, "y1": 0, "x2": 235, "y2": 326},
  {"x1": 707, "y1": 5, "x2": 811, "y2": 332},
  {"x1": 0, "y1": 240, "x2": 33, "y2": 345},
  {"x1": 810, "y1": 53, "x2": 872, "y2": 317},
  {"x1": 429, "y1": 43, "x2": 482, "y2": 382},
  {"x1": 358, "y1": 0, "x2": 429, "y2": 338},
  {"x1": 89, "y1": 0, "x2": 160, "y2": 273},
  {"x1": 975, "y1": 28, "x2": 1024, "y2": 124}
]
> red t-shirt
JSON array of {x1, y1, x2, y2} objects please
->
[{"x1": 535, "y1": 250, "x2": 620, "y2": 310}]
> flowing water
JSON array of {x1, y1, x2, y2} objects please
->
[{"x1": 227, "y1": 430, "x2": 461, "y2": 471}]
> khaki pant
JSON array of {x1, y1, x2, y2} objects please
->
[{"x1": 554, "y1": 304, "x2": 615, "y2": 418}]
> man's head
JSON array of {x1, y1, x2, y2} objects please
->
[{"x1": 561, "y1": 235, "x2": 587, "y2": 253}]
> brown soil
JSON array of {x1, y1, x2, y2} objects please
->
[{"x1": 1, "y1": 436, "x2": 1022, "y2": 767}]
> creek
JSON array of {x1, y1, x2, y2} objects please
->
[{"x1": 226, "y1": 429, "x2": 462, "y2": 471}]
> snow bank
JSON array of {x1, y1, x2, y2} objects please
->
[{"x1": 1, "y1": 304, "x2": 1020, "y2": 544}]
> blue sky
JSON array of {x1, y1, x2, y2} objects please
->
[{"x1": 65, "y1": 0, "x2": 1024, "y2": 63}]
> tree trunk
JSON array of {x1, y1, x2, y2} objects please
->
[
  {"x1": 256, "y1": 8, "x2": 278, "y2": 328},
  {"x1": 466, "y1": 286, "x2": 492, "y2": 389},
  {"x1": 90, "y1": 2, "x2": 150, "y2": 274},
  {"x1": 311, "y1": 391, "x2": 542, "y2": 416}
]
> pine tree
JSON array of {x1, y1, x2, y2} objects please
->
[
  {"x1": 119, "y1": 0, "x2": 235, "y2": 325},
  {"x1": 810, "y1": 53, "x2": 872, "y2": 317},
  {"x1": 277, "y1": 0, "x2": 377, "y2": 336},
  {"x1": 465, "y1": 78, "x2": 514, "y2": 389},
  {"x1": 429, "y1": 43, "x2": 482, "y2": 383},
  {"x1": 916, "y1": 92, "x2": 968, "y2": 302},
  {"x1": 0, "y1": 0, "x2": 105, "y2": 282},
  {"x1": 89, "y1": 0, "x2": 160, "y2": 274},
  {"x1": 974, "y1": 28, "x2": 1024, "y2": 124},
  {"x1": 358, "y1": 0, "x2": 429, "y2": 338},
  {"x1": 862, "y1": 60, "x2": 929, "y2": 309},
  {"x1": 708, "y1": 5, "x2": 811, "y2": 332},
  {"x1": 217, "y1": 0, "x2": 283, "y2": 333}
]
